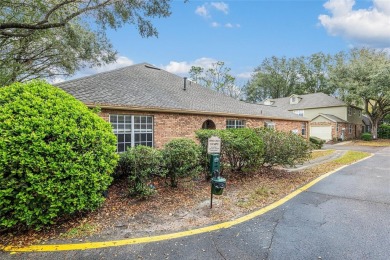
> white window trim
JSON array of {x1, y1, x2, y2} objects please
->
[
  {"x1": 293, "y1": 110, "x2": 304, "y2": 117},
  {"x1": 226, "y1": 119, "x2": 245, "y2": 129},
  {"x1": 109, "y1": 114, "x2": 154, "y2": 152},
  {"x1": 265, "y1": 121, "x2": 276, "y2": 129}
]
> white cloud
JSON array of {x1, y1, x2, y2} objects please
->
[
  {"x1": 195, "y1": 2, "x2": 229, "y2": 18},
  {"x1": 236, "y1": 71, "x2": 253, "y2": 79},
  {"x1": 50, "y1": 56, "x2": 134, "y2": 83},
  {"x1": 319, "y1": 0, "x2": 390, "y2": 47},
  {"x1": 211, "y1": 22, "x2": 220, "y2": 27},
  {"x1": 224, "y1": 23, "x2": 240, "y2": 28},
  {"x1": 162, "y1": 58, "x2": 218, "y2": 75},
  {"x1": 79, "y1": 56, "x2": 134, "y2": 76},
  {"x1": 195, "y1": 5, "x2": 209, "y2": 18},
  {"x1": 211, "y1": 2, "x2": 229, "y2": 14}
]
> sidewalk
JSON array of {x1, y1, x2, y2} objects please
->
[{"x1": 284, "y1": 150, "x2": 347, "y2": 172}]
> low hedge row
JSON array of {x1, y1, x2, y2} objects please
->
[{"x1": 117, "y1": 138, "x2": 201, "y2": 198}]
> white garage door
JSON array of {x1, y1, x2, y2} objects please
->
[{"x1": 310, "y1": 126, "x2": 332, "y2": 141}]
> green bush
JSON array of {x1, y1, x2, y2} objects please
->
[
  {"x1": 378, "y1": 124, "x2": 390, "y2": 139},
  {"x1": 196, "y1": 128, "x2": 264, "y2": 172},
  {"x1": 361, "y1": 132, "x2": 373, "y2": 141},
  {"x1": 309, "y1": 136, "x2": 326, "y2": 149},
  {"x1": 121, "y1": 146, "x2": 164, "y2": 198},
  {"x1": 256, "y1": 128, "x2": 312, "y2": 167},
  {"x1": 220, "y1": 128, "x2": 264, "y2": 172},
  {"x1": 0, "y1": 81, "x2": 118, "y2": 229},
  {"x1": 162, "y1": 138, "x2": 202, "y2": 187}
]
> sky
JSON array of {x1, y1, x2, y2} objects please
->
[{"x1": 69, "y1": 0, "x2": 390, "y2": 85}]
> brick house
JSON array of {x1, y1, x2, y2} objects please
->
[
  {"x1": 57, "y1": 63, "x2": 309, "y2": 151},
  {"x1": 262, "y1": 93, "x2": 363, "y2": 141}
]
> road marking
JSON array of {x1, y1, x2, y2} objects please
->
[{"x1": 2, "y1": 154, "x2": 374, "y2": 253}]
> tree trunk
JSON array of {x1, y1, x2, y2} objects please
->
[{"x1": 371, "y1": 120, "x2": 379, "y2": 139}]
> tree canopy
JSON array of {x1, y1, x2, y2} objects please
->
[
  {"x1": 0, "y1": 0, "x2": 172, "y2": 86},
  {"x1": 189, "y1": 61, "x2": 242, "y2": 99},
  {"x1": 331, "y1": 48, "x2": 390, "y2": 138},
  {"x1": 244, "y1": 53, "x2": 337, "y2": 102}
]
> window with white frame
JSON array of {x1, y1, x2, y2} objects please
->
[
  {"x1": 264, "y1": 121, "x2": 275, "y2": 129},
  {"x1": 348, "y1": 107, "x2": 352, "y2": 116},
  {"x1": 301, "y1": 122, "x2": 306, "y2": 135},
  {"x1": 226, "y1": 119, "x2": 245, "y2": 129},
  {"x1": 293, "y1": 110, "x2": 304, "y2": 117},
  {"x1": 110, "y1": 115, "x2": 153, "y2": 152},
  {"x1": 349, "y1": 124, "x2": 352, "y2": 134}
]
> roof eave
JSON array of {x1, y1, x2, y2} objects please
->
[{"x1": 86, "y1": 103, "x2": 310, "y2": 122}]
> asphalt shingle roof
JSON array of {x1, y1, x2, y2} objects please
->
[
  {"x1": 317, "y1": 114, "x2": 349, "y2": 123},
  {"x1": 263, "y1": 93, "x2": 347, "y2": 110},
  {"x1": 57, "y1": 63, "x2": 306, "y2": 121}
]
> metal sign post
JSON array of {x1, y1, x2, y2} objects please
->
[{"x1": 207, "y1": 136, "x2": 224, "y2": 209}]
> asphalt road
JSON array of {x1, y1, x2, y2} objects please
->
[{"x1": 3, "y1": 146, "x2": 390, "y2": 260}]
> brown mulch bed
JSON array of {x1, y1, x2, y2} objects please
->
[{"x1": 0, "y1": 166, "x2": 331, "y2": 249}]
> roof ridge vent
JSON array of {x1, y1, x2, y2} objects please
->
[{"x1": 145, "y1": 64, "x2": 161, "y2": 70}]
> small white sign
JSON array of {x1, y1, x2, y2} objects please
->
[{"x1": 207, "y1": 136, "x2": 221, "y2": 154}]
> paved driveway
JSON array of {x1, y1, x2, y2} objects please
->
[{"x1": 3, "y1": 147, "x2": 390, "y2": 260}]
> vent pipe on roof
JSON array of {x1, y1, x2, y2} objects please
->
[{"x1": 183, "y1": 77, "x2": 187, "y2": 91}]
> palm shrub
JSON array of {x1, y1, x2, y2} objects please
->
[
  {"x1": 256, "y1": 128, "x2": 312, "y2": 167},
  {"x1": 121, "y1": 146, "x2": 164, "y2": 198},
  {"x1": 0, "y1": 81, "x2": 118, "y2": 230},
  {"x1": 162, "y1": 138, "x2": 202, "y2": 187}
]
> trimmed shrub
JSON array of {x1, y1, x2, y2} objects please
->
[
  {"x1": 121, "y1": 146, "x2": 164, "y2": 198},
  {"x1": 378, "y1": 124, "x2": 390, "y2": 139},
  {"x1": 220, "y1": 128, "x2": 264, "y2": 172},
  {"x1": 196, "y1": 128, "x2": 264, "y2": 173},
  {"x1": 256, "y1": 128, "x2": 312, "y2": 167},
  {"x1": 309, "y1": 136, "x2": 326, "y2": 149},
  {"x1": 361, "y1": 132, "x2": 373, "y2": 141},
  {"x1": 162, "y1": 138, "x2": 202, "y2": 187},
  {"x1": 0, "y1": 81, "x2": 118, "y2": 229}
]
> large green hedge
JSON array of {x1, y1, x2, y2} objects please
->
[{"x1": 0, "y1": 81, "x2": 118, "y2": 229}]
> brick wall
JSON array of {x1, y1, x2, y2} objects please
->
[{"x1": 99, "y1": 108, "x2": 307, "y2": 148}]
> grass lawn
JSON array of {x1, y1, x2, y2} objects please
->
[{"x1": 352, "y1": 139, "x2": 390, "y2": 147}]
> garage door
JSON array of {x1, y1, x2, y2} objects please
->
[{"x1": 310, "y1": 126, "x2": 332, "y2": 141}]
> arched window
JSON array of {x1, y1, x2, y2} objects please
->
[{"x1": 202, "y1": 119, "x2": 216, "y2": 129}]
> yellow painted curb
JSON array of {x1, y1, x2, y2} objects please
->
[{"x1": 2, "y1": 154, "x2": 374, "y2": 253}]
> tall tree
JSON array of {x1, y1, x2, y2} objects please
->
[
  {"x1": 244, "y1": 56, "x2": 301, "y2": 102},
  {"x1": 331, "y1": 48, "x2": 390, "y2": 138},
  {"x1": 189, "y1": 61, "x2": 242, "y2": 99},
  {"x1": 298, "y1": 52, "x2": 335, "y2": 95},
  {"x1": 0, "y1": 0, "x2": 172, "y2": 86}
]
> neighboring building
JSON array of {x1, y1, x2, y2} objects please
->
[
  {"x1": 262, "y1": 93, "x2": 363, "y2": 141},
  {"x1": 362, "y1": 115, "x2": 372, "y2": 133},
  {"x1": 57, "y1": 63, "x2": 308, "y2": 152}
]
